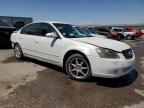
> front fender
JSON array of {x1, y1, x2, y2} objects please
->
[{"x1": 60, "y1": 45, "x2": 97, "y2": 65}]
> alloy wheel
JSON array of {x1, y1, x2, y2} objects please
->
[
  {"x1": 68, "y1": 58, "x2": 89, "y2": 79},
  {"x1": 14, "y1": 44, "x2": 22, "y2": 59}
]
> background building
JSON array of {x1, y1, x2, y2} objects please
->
[{"x1": 0, "y1": 16, "x2": 33, "y2": 29}]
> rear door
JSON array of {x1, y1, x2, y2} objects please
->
[{"x1": 19, "y1": 23, "x2": 40, "y2": 55}]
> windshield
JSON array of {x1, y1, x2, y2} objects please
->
[
  {"x1": 53, "y1": 23, "x2": 93, "y2": 38},
  {"x1": 81, "y1": 28, "x2": 92, "y2": 34}
]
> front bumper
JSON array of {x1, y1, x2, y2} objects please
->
[{"x1": 87, "y1": 53, "x2": 135, "y2": 78}]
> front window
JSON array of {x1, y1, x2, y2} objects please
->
[
  {"x1": 39, "y1": 23, "x2": 57, "y2": 36},
  {"x1": 53, "y1": 23, "x2": 93, "y2": 38}
]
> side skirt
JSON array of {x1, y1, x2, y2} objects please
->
[{"x1": 23, "y1": 53, "x2": 63, "y2": 67}]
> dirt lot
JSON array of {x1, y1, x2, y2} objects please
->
[{"x1": 0, "y1": 37, "x2": 144, "y2": 108}]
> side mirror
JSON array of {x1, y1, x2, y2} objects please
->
[{"x1": 45, "y1": 32, "x2": 57, "y2": 38}]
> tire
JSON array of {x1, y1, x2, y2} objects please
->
[
  {"x1": 127, "y1": 35, "x2": 133, "y2": 40},
  {"x1": 117, "y1": 35, "x2": 121, "y2": 41},
  {"x1": 14, "y1": 44, "x2": 23, "y2": 59},
  {"x1": 65, "y1": 54, "x2": 91, "y2": 81},
  {"x1": 132, "y1": 35, "x2": 135, "y2": 40}
]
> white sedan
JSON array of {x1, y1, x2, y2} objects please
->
[{"x1": 11, "y1": 21, "x2": 135, "y2": 80}]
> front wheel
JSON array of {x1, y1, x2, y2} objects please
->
[
  {"x1": 65, "y1": 54, "x2": 91, "y2": 81},
  {"x1": 14, "y1": 44, "x2": 23, "y2": 59}
]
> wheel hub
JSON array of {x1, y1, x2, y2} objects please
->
[
  {"x1": 68, "y1": 58, "x2": 89, "y2": 79},
  {"x1": 15, "y1": 46, "x2": 21, "y2": 58},
  {"x1": 76, "y1": 65, "x2": 81, "y2": 71}
]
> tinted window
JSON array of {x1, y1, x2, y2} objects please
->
[
  {"x1": 21, "y1": 23, "x2": 40, "y2": 36},
  {"x1": 81, "y1": 28, "x2": 91, "y2": 34},
  {"x1": 53, "y1": 23, "x2": 93, "y2": 38},
  {"x1": 54, "y1": 23, "x2": 75, "y2": 38},
  {"x1": 73, "y1": 26, "x2": 89, "y2": 36},
  {"x1": 39, "y1": 23, "x2": 56, "y2": 36}
]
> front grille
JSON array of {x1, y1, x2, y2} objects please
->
[{"x1": 122, "y1": 49, "x2": 133, "y2": 59}]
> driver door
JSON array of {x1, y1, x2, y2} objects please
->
[{"x1": 34, "y1": 23, "x2": 61, "y2": 63}]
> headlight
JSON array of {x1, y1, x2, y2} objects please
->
[{"x1": 96, "y1": 47, "x2": 120, "y2": 59}]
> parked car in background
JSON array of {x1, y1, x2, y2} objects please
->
[
  {"x1": 141, "y1": 29, "x2": 144, "y2": 35},
  {"x1": 109, "y1": 31, "x2": 122, "y2": 40},
  {"x1": 80, "y1": 27, "x2": 108, "y2": 39},
  {"x1": 126, "y1": 28, "x2": 142, "y2": 38},
  {"x1": 85, "y1": 28, "x2": 99, "y2": 34},
  {"x1": 93, "y1": 28, "x2": 110, "y2": 37},
  {"x1": 13, "y1": 21, "x2": 25, "y2": 30},
  {"x1": 0, "y1": 16, "x2": 33, "y2": 30},
  {"x1": 88, "y1": 27, "x2": 122, "y2": 41},
  {"x1": 0, "y1": 20, "x2": 16, "y2": 47},
  {"x1": 111, "y1": 27, "x2": 136, "y2": 40},
  {"x1": 11, "y1": 21, "x2": 135, "y2": 80}
]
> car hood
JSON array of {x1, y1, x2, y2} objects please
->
[
  {"x1": 71, "y1": 37, "x2": 130, "y2": 52},
  {"x1": 90, "y1": 34, "x2": 107, "y2": 39}
]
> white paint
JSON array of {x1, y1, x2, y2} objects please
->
[{"x1": 11, "y1": 21, "x2": 135, "y2": 78}]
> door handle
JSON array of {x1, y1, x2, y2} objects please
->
[{"x1": 35, "y1": 41, "x2": 39, "y2": 43}]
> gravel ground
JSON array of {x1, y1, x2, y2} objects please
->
[{"x1": 0, "y1": 37, "x2": 144, "y2": 108}]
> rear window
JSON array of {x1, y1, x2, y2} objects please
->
[{"x1": 21, "y1": 23, "x2": 41, "y2": 36}]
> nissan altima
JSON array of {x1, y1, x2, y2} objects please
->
[{"x1": 11, "y1": 21, "x2": 135, "y2": 80}]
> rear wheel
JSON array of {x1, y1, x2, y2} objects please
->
[
  {"x1": 14, "y1": 44, "x2": 23, "y2": 59},
  {"x1": 65, "y1": 54, "x2": 91, "y2": 80},
  {"x1": 127, "y1": 35, "x2": 133, "y2": 40},
  {"x1": 117, "y1": 35, "x2": 121, "y2": 41},
  {"x1": 132, "y1": 35, "x2": 135, "y2": 40}
]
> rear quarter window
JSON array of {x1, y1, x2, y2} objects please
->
[{"x1": 21, "y1": 23, "x2": 40, "y2": 36}]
